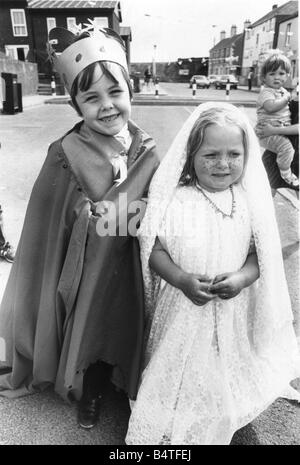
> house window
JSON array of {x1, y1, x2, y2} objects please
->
[
  {"x1": 93, "y1": 17, "x2": 109, "y2": 28},
  {"x1": 285, "y1": 23, "x2": 292, "y2": 46},
  {"x1": 5, "y1": 45, "x2": 29, "y2": 61},
  {"x1": 10, "y1": 9, "x2": 27, "y2": 36},
  {"x1": 256, "y1": 33, "x2": 259, "y2": 46},
  {"x1": 67, "y1": 17, "x2": 76, "y2": 31},
  {"x1": 47, "y1": 18, "x2": 56, "y2": 33}
]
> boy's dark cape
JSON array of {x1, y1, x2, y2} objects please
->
[{"x1": 0, "y1": 120, "x2": 159, "y2": 401}]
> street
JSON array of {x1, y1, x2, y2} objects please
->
[{"x1": 0, "y1": 97, "x2": 299, "y2": 444}]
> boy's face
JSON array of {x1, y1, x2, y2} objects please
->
[
  {"x1": 75, "y1": 63, "x2": 131, "y2": 136},
  {"x1": 264, "y1": 66, "x2": 289, "y2": 89}
]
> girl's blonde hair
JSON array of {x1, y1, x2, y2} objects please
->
[{"x1": 179, "y1": 106, "x2": 248, "y2": 186}]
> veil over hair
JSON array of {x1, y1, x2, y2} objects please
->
[{"x1": 138, "y1": 102, "x2": 300, "y2": 367}]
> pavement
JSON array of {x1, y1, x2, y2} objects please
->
[{"x1": 0, "y1": 93, "x2": 299, "y2": 445}]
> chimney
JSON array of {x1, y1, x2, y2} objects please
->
[
  {"x1": 244, "y1": 20, "x2": 251, "y2": 30},
  {"x1": 220, "y1": 30, "x2": 226, "y2": 41},
  {"x1": 230, "y1": 25, "x2": 237, "y2": 37},
  {"x1": 272, "y1": 4, "x2": 278, "y2": 9}
]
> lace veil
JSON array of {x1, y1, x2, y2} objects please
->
[{"x1": 138, "y1": 101, "x2": 297, "y2": 353}]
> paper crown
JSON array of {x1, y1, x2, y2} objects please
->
[{"x1": 47, "y1": 19, "x2": 128, "y2": 93}]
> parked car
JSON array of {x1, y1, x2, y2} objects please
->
[
  {"x1": 215, "y1": 74, "x2": 238, "y2": 89},
  {"x1": 189, "y1": 75, "x2": 210, "y2": 89},
  {"x1": 208, "y1": 74, "x2": 220, "y2": 85}
]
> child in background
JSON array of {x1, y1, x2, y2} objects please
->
[
  {"x1": 255, "y1": 51, "x2": 298, "y2": 187},
  {"x1": 0, "y1": 205, "x2": 15, "y2": 263},
  {"x1": 0, "y1": 23, "x2": 159, "y2": 429},
  {"x1": 126, "y1": 102, "x2": 300, "y2": 445}
]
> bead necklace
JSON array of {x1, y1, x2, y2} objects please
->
[{"x1": 195, "y1": 183, "x2": 236, "y2": 219}]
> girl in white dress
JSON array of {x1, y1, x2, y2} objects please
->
[{"x1": 125, "y1": 102, "x2": 300, "y2": 445}]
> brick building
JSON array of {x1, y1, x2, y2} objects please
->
[
  {"x1": 241, "y1": 1, "x2": 298, "y2": 86},
  {"x1": 0, "y1": 0, "x2": 34, "y2": 62},
  {"x1": 208, "y1": 25, "x2": 244, "y2": 78},
  {"x1": 0, "y1": 0, "x2": 131, "y2": 77}
]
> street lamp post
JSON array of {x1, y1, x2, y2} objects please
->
[
  {"x1": 212, "y1": 25, "x2": 217, "y2": 47},
  {"x1": 210, "y1": 25, "x2": 217, "y2": 75},
  {"x1": 152, "y1": 44, "x2": 157, "y2": 79}
]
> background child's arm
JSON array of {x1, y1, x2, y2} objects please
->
[
  {"x1": 263, "y1": 93, "x2": 290, "y2": 113},
  {"x1": 209, "y1": 250, "x2": 260, "y2": 300},
  {"x1": 149, "y1": 237, "x2": 216, "y2": 306}
]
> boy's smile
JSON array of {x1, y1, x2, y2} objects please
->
[{"x1": 75, "y1": 63, "x2": 131, "y2": 136}]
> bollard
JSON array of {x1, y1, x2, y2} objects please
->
[
  {"x1": 155, "y1": 77, "x2": 159, "y2": 98},
  {"x1": 51, "y1": 75, "x2": 56, "y2": 96},
  {"x1": 225, "y1": 80, "x2": 230, "y2": 100},
  {"x1": 192, "y1": 79, "x2": 196, "y2": 99}
]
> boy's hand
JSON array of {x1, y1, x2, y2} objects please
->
[
  {"x1": 209, "y1": 271, "x2": 245, "y2": 300},
  {"x1": 179, "y1": 273, "x2": 216, "y2": 306}
]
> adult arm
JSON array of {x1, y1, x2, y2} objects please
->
[{"x1": 256, "y1": 122, "x2": 299, "y2": 137}]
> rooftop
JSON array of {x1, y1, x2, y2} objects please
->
[
  {"x1": 251, "y1": 0, "x2": 298, "y2": 27},
  {"x1": 27, "y1": 0, "x2": 119, "y2": 9},
  {"x1": 211, "y1": 33, "x2": 243, "y2": 51}
]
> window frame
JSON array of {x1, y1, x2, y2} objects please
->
[
  {"x1": 46, "y1": 17, "x2": 57, "y2": 34},
  {"x1": 67, "y1": 17, "x2": 77, "y2": 31},
  {"x1": 10, "y1": 9, "x2": 28, "y2": 37},
  {"x1": 285, "y1": 23, "x2": 292, "y2": 46},
  {"x1": 93, "y1": 17, "x2": 109, "y2": 28},
  {"x1": 5, "y1": 44, "x2": 29, "y2": 61}
]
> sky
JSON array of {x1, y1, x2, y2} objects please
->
[{"x1": 120, "y1": 0, "x2": 290, "y2": 62}]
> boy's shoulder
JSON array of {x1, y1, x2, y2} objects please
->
[
  {"x1": 48, "y1": 121, "x2": 83, "y2": 153},
  {"x1": 128, "y1": 119, "x2": 156, "y2": 149}
]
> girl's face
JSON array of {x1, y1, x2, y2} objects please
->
[
  {"x1": 194, "y1": 123, "x2": 245, "y2": 192},
  {"x1": 263, "y1": 66, "x2": 288, "y2": 89},
  {"x1": 75, "y1": 63, "x2": 131, "y2": 136}
]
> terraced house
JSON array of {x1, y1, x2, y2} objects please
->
[{"x1": 0, "y1": 0, "x2": 131, "y2": 80}]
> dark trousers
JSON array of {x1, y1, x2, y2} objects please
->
[
  {"x1": 0, "y1": 205, "x2": 6, "y2": 247},
  {"x1": 248, "y1": 79, "x2": 252, "y2": 91},
  {"x1": 81, "y1": 361, "x2": 112, "y2": 400}
]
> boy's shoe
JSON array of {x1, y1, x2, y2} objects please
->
[
  {"x1": 281, "y1": 171, "x2": 299, "y2": 188},
  {"x1": 0, "y1": 242, "x2": 15, "y2": 263},
  {"x1": 77, "y1": 395, "x2": 102, "y2": 429}
]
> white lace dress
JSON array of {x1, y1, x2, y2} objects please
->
[{"x1": 126, "y1": 184, "x2": 300, "y2": 445}]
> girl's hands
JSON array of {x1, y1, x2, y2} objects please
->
[
  {"x1": 179, "y1": 273, "x2": 216, "y2": 306},
  {"x1": 208, "y1": 271, "x2": 245, "y2": 300}
]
